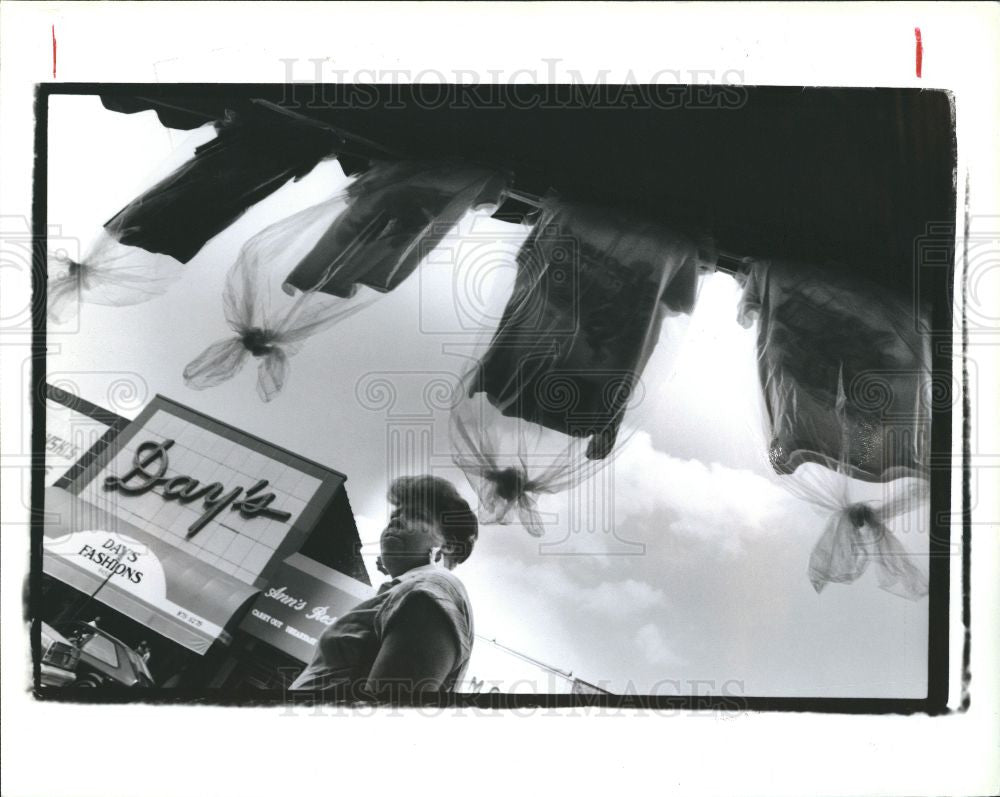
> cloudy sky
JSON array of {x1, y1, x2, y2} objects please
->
[{"x1": 44, "y1": 95, "x2": 929, "y2": 697}]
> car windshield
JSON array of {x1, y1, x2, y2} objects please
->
[{"x1": 80, "y1": 633, "x2": 119, "y2": 668}]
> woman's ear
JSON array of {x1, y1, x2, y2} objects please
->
[{"x1": 438, "y1": 541, "x2": 461, "y2": 569}]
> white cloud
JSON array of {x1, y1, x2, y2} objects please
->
[
  {"x1": 634, "y1": 622, "x2": 684, "y2": 667},
  {"x1": 609, "y1": 431, "x2": 797, "y2": 552},
  {"x1": 478, "y1": 559, "x2": 665, "y2": 619},
  {"x1": 579, "y1": 579, "x2": 667, "y2": 616}
]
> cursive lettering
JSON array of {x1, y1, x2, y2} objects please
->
[
  {"x1": 104, "y1": 439, "x2": 174, "y2": 494},
  {"x1": 104, "y1": 438, "x2": 292, "y2": 538},
  {"x1": 305, "y1": 605, "x2": 338, "y2": 626},
  {"x1": 265, "y1": 585, "x2": 307, "y2": 611}
]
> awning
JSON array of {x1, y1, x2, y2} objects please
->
[
  {"x1": 43, "y1": 487, "x2": 260, "y2": 655},
  {"x1": 239, "y1": 552, "x2": 373, "y2": 663},
  {"x1": 99, "y1": 86, "x2": 956, "y2": 288}
]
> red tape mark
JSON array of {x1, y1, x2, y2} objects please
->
[
  {"x1": 914, "y1": 27, "x2": 923, "y2": 78},
  {"x1": 52, "y1": 24, "x2": 57, "y2": 79}
]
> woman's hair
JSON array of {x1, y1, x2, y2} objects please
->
[{"x1": 388, "y1": 475, "x2": 478, "y2": 564}]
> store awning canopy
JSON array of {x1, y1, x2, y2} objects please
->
[
  {"x1": 98, "y1": 84, "x2": 956, "y2": 298},
  {"x1": 43, "y1": 487, "x2": 260, "y2": 655},
  {"x1": 239, "y1": 552, "x2": 373, "y2": 663}
]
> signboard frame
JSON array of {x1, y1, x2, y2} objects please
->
[
  {"x1": 62, "y1": 394, "x2": 349, "y2": 590},
  {"x1": 238, "y1": 553, "x2": 374, "y2": 662}
]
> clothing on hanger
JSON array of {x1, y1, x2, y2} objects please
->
[
  {"x1": 737, "y1": 258, "x2": 932, "y2": 599},
  {"x1": 450, "y1": 198, "x2": 707, "y2": 535},
  {"x1": 105, "y1": 103, "x2": 341, "y2": 263},
  {"x1": 738, "y1": 258, "x2": 931, "y2": 480},
  {"x1": 468, "y1": 199, "x2": 702, "y2": 459},
  {"x1": 282, "y1": 160, "x2": 509, "y2": 298}
]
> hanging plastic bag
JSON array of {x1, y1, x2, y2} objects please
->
[
  {"x1": 450, "y1": 198, "x2": 710, "y2": 535},
  {"x1": 46, "y1": 122, "x2": 224, "y2": 323},
  {"x1": 793, "y1": 466, "x2": 930, "y2": 598},
  {"x1": 104, "y1": 101, "x2": 341, "y2": 264},
  {"x1": 47, "y1": 231, "x2": 181, "y2": 324},
  {"x1": 182, "y1": 195, "x2": 371, "y2": 401},
  {"x1": 737, "y1": 258, "x2": 932, "y2": 598},
  {"x1": 281, "y1": 159, "x2": 510, "y2": 297},
  {"x1": 184, "y1": 160, "x2": 509, "y2": 401}
]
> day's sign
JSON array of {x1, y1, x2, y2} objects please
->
[{"x1": 104, "y1": 439, "x2": 292, "y2": 536}]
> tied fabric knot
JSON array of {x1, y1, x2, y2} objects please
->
[
  {"x1": 846, "y1": 501, "x2": 875, "y2": 530},
  {"x1": 241, "y1": 327, "x2": 277, "y2": 357},
  {"x1": 808, "y1": 495, "x2": 928, "y2": 601},
  {"x1": 47, "y1": 232, "x2": 181, "y2": 324},
  {"x1": 485, "y1": 466, "x2": 527, "y2": 504},
  {"x1": 184, "y1": 325, "x2": 290, "y2": 403},
  {"x1": 480, "y1": 466, "x2": 547, "y2": 538},
  {"x1": 48, "y1": 255, "x2": 88, "y2": 322}
]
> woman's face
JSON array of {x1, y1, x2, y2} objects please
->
[{"x1": 378, "y1": 508, "x2": 444, "y2": 577}]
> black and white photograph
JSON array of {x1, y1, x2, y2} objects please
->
[
  {"x1": 2, "y1": 3, "x2": 998, "y2": 797},
  {"x1": 31, "y1": 81, "x2": 956, "y2": 703}
]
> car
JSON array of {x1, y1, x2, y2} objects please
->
[
  {"x1": 38, "y1": 621, "x2": 81, "y2": 687},
  {"x1": 57, "y1": 622, "x2": 156, "y2": 687}
]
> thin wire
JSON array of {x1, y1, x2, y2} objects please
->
[{"x1": 475, "y1": 634, "x2": 575, "y2": 679}]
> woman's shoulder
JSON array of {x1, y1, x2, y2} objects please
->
[
  {"x1": 397, "y1": 566, "x2": 469, "y2": 601},
  {"x1": 379, "y1": 567, "x2": 474, "y2": 658},
  {"x1": 376, "y1": 566, "x2": 474, "y2": 646},
  {"x1": 385, "y1": 568, "x2": 472, "y2": 628}
]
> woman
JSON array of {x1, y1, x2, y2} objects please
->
[{"x1": 289, "y1": 475, "x2": 478, "y2": 700}]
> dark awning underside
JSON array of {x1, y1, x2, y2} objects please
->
[{"x1": 93, "y1": 84, "x2": 955, "y2": 306}]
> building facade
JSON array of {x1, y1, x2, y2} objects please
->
[{"x1": 39, "y1": 387, "x2": 371, "y2": 688}]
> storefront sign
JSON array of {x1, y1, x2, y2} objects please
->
[
  {"x1": 43, "y1": 487, "x2": 259, "y2": 654},
  {"x1": 45, "y1": 393, "x2": 365, "y2": 660},
  {"x1": 44, "y1": 527, "x2": 226, "y2": 636},
  {"x1": 239, "y1": 553, "x2": 373, "y2": 662},
  {"x1": 104, "y1": 438, "x2": 292, "y2": 536},
  {"x1": 77, "y1": 536, "x2": 146, "y2": 585}
]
